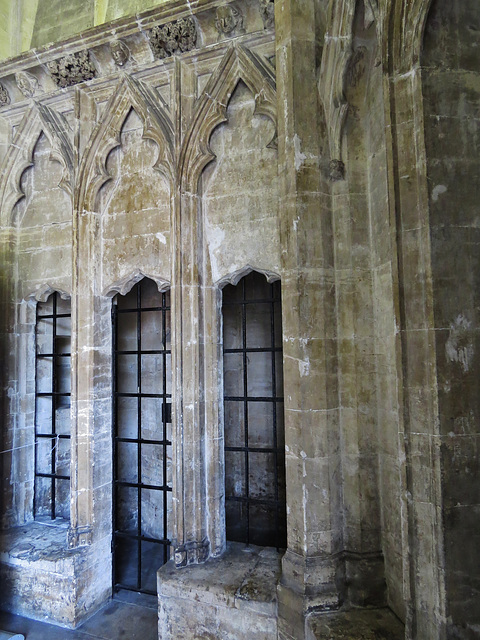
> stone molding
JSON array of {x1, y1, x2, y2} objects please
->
[
  {"x1": 47, "y1": 50, "x2": 97, "y2": 88},
  {"x1": 390, "y1": 0, "x2": 434, "y2": 72},
  {"x1": 103, "y1": 270, "x2": 171, "y2": 297},
  {"x1": 173, "y1": 537, "x2": 210, "y2": 568},
  {"x1": 179, "y1": 43, "x2": 277, "y2": 192},
  {"x1": 0, "y1": 102, "x2": 74, "y2": 225},
  {"x1": 0, "y1": 1, "x2": 275, "y2": 111},
  {"x1": 318, "y1": 0, "x2": 356, "y2": 180},
  {"x1": 78, "y1": 74, "x2": 174, "y2": 212},
  {"x1": 27, "y1": 284, "x2": 71, "y2": 303},
  {"x1": 216, "y1": 264, "x2": 280, "y2": 289},
  {"x1": 147, "y1": 16, "x2": 197, "y2": 59}
]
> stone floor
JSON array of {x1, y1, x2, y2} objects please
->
[
  {"x1": 0, "y1": 591, "x2": 158, "y2": 640},
  {"x1": 307, "y1": 607, "x2": 405, "y2": 640}
]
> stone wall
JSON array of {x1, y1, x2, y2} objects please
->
[
  {"x1": 422, "y1": 1, "x2": 480, "y2": 636},
  {"x1": 0, "y1": 0, "x2": 478, "y2": 638}
]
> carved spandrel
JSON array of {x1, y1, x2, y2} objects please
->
[
  {"x1": 0, "y1": 82, "x2": 10, "y2": 107},
  {"x1": 148, "y1": 17, "x2": 197, "y2": 59},
  {"x1": 47, "y1": 50, "x2": 97, "y2": 88},
  {"x1": 215, "y1": 4, "x2": 245, "y2": 40}
]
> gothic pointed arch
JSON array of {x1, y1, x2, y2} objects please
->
[
  {"x1": 0, "y1": 102, "x2": 74, "y2": 225},
  {"x1": 77, "y1": 74, "x2": 174, "y2": 212},
  {"x1": 388, "y1": 0, "x2": 434, "y2": 73},
  {"x1": 179, "y1": 43, "x2": 277, "y2": 193},
  {"x1": 103, "y1": 269, "x2": 171, "y2": 298},
  {"x1": 26, "y1": 283, "x2": 71, "y2": 303},
  {"x1": 216, "y1": 264, "x2": 280, "y2": 289}
]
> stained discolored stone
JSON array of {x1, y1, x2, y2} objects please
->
[{"x1": 307, "y1": 608, "x2": 405, "y2": 640}]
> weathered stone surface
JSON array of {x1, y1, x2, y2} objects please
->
[
  {"x1": 306, "y1": 608, "x2": 404, "y2": 640},
  {"x1": 158, "y1": 543, "x2": 281, "y2": 639},
  {"x1": 0, "y1": 1, "x2": 477, "y2": 639},
  {"x1": 0, "y1": 520, "x2": 110, "y2": 627},
  {"x1": 47, "y1": 51, "x2": 96, "y2": 88}
]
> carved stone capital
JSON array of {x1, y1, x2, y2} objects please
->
[
  {"x1": 47, "y1": 50, "x2": 97, "y2": 88},
  {"x1": 148, "y1": 17, "x2": 197, "y2": 59},
  {"x1": 215, "y1": 4, "x2": 245, "y2": 40},
  {"x1": 15, "y1": 71, "x2": 38, "y2": 98},
  {"x1": 0, "y1": 82, "x2": 10, "y2": 107},
  {"x1": 259, "y1": 0, "x2": 275, "y2": 30},
  {"x1": 174, "y1": 537, "x2": 210, "y2": 567}
]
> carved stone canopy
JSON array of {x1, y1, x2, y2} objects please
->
[
  {"x1": 259, "y1": 0, "x2": 275, "y2": 30},
  {"x1": 15, "y1": 71, "x2": 38, "y2": 98},
  {"x1": 148, "y1": 17, "x2": 197, "y2": 59},
  {"x1": 47, "y1": 50, "x2": 97, "y2": 88},
  {"x1": 0, "y1": 82, "x2": 10, "y2": 107},
  {"x1": 215, "y1": 4, "x2": 245, "y2": 39}
]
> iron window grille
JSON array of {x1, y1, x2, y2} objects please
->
[
  {"x1": 34, "y1": 292, "x2": 71, "y2": 521},
  {"x1": 223, "y1": 271, "x2": 287, "y2": 549},
  {"x1": 112, "y1": 279, "x2": 172, "y2": 595}
]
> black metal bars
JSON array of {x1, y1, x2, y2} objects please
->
[
  {"x1": 112, "y1": 279, "x2": 172, "y2": 595},
  {"x1": 34, "y1": 292, "x2": 71, "y2": 521},
  {"x1": 223, "y1": 272, "x2": 287, "y2": 549}
]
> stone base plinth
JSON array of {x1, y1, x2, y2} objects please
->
[
  {"x1": 306, "y1": 608, "x2": 405, "y2": 639},
  {"x1": 158, "y1": 542, "x2": 283, "y2": 640},
  {"x1": 0, "y1": 520, "x2": 110, "y2": 628}
]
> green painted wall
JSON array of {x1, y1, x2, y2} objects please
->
[{"x1": 0, "y1": 0, "x2": 170, "y2": 60}]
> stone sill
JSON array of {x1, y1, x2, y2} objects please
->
[
  {"x1": 0, "y1": 518, "x2": 80, "y2": 573},
  {"x1": 158, "y1": 542, "x2": 283, "y2": 618}
]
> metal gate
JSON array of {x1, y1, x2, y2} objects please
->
[{"x1": 112, "y1": 278, "x2": 172, "y2": 594}]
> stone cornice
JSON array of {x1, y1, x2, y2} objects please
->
[
  {"x1": 0, "y1": 0, "x2": 272, "y2": 113},
  {"x1": 0, "y1": 0, "x2": 265, "y2": 78}
]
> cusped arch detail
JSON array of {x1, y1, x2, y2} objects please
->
[
  {"x1": 77, "y1": 74, "x2": 174, "y2": 213},
  {"x1": 216, "y1": 265, "x2": 280, "y2": 290},
  {"x1": 179, "y1": 44, "x2": 277, "y2": 193},
  {"x1": 103, "y1": 269, "x2": 171, "y2": 298},
  {"x1": 26, "y1": 283, "x2": 71, "y2": 303},
  {"x1": 0, "y1": 103, "x2": 74, "y2": 226}
]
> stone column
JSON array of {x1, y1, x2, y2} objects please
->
[
  {"x1": 171, "y1": 56, "x2": 210, "y2": 563},
  {"x1": 381, "y1": 2, "x2": 447, "y2": 636},
  {"x1": 275, "y1": 1, "x2": 341, "y2": 638},
  {"x1": 68, "y1": 88, "x2": 98, "y2": 548},
  {"x1": 68, "y1": 202, "x2": 96, "y2": 548}
]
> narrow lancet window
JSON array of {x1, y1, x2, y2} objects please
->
[
  {"x1": 34, "y1": 292, "x2": 71, "y2": 521},
  {"x1": 223, "y1": 271, "x2": 287, "y2": 549},
  {"x1": 112, "y1": 278, "x2": 172, "y2": 595}
]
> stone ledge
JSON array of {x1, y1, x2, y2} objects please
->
[
  {"x1": 0, "y1": 520, "x2": 110, "y2": 628},
  {"x1": 158, "y1": 542, "x2": 283, "y2": 639},
  {"x1": 306, "y1": 608, "x2": 405, "y2": 640}
]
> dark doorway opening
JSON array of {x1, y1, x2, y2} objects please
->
[
  {"x1": 223, "y1": 271, "x2": 287, "y2": 549},
  {"x1": 112, "y1": 278, "x2": 172, "y2": 595}
]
